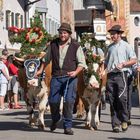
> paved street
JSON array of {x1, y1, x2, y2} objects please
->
[{"x1": 0, "y1": 93, "x2": 140, "y2": 140}]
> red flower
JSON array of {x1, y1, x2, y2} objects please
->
[{"x1": 8, "y1": 26, "x2": 19, "y2": 33}]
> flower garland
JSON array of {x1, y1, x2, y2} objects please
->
[
  {"x1": 80, "y1": 33, "x2": 104, "y2": 84},
  {"x1": 8, "y1": 13, "x2": 52, "y2": 58},
  {"x1": 26, "y1": 27, "x2": 44, "y2": 44}
]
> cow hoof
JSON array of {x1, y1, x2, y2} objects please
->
[
  {"x1": 90, "y1": 127, "x2": 95, "y2": 131},
  {"x1": 38, "y1": 124, "x2": 45, "y2": 130},
  {"x1": 85, "y1": 124, "x2": 92, "y2": 130},
  {"x1": 29, "y1": 122, "x2": 35, "y2": 126},
  {"x1": 93, "y1": 125, "x2": 98, "y2": 130},
  {"x1": 95, "y1": 121, "x2": 100, "y2": 126},
  {"x1": 77, "y1": 114, "x2": 84, "y2": 118},
  {"x1": 85, "y1": 125, "x2": 95, "y2": 131}
]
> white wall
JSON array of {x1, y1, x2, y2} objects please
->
[
  {"x1": 0, "y1": 0, "x2": 24, "y2": 50},
  {"x1": 46, "y1": 0, "x2": 60, "y2": 35},
  {"x1": 129, "y1": 13, "x2": 140, "y2": 49},
  {"x1": 74, "y1": 0, "x2": 84, "y2": 10}
]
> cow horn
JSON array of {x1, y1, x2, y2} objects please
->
[
  {"x1": 14, "y1": 56, "x2": 25, "y2": 62},
  {"x1": 38, "y1": 52, "x2": 46, "y2": 59}
]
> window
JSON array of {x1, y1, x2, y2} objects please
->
[
  {"x1": 6, "y1": 10, "x2": 11, "y2": 29},
  {"x1": 134, "y1": 17, "x2": 140, "y2": 26},
  {"x1": 52, "y1": 20, "x2": 55, "y2": 35},
  {"x1": 55, "y1": 22, "x2": 58, "y2": 34},
  {"x1": 134, "y1": 37, "x2": 140, "y2": 57},
  {"x1": 47, "y1": 18, "x2": 51, "y2": 33},
  {"x1": 15, "y1": 13, "x2": 20, "y2": 28},
  {"x1": 21, "y1": 15, "x2": 23, "y2": 28},
  {"x1": 11, "y1": 12, "x2": 14, "y2": 26}
]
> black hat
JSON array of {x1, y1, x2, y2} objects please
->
[
  {"x1": 108, "y1": 25, "x2": 124, "y2": 33},
  {"x1": 58, "y1": 23, "x2": 72, "y2": 33}
]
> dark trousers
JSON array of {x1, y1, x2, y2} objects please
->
[
  {"x1": 106, "y1": 72, "x2": 128, "y2": 128},
  {"x1": 49, "y1": 76, "x2": 77, "y2": 129},
  {"x1": 127, "y1": 75, "x2": 133, "y2": 120}
]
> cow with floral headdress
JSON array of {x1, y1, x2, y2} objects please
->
[
  {"x1": 8, "y1": 13, "x2": 51, "y2": 130},
  {"x1": 77, "y1": 33, "x2": 107, "y2": 130}
]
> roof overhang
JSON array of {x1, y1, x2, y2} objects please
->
[
  {"x1": 103, "y1": 0, "x2": 114, "y2": 12},
  {"x1": 74, "y1": 9, "x2": 93, "y2": 27}
]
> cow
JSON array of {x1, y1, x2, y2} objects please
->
[
  {"x1": 15, "y1": 54, "x2": 49, "y2": 130},
  {"x1": 26, "y1": 78, "x2": 48, "y2": 130},
  {"x1": 83, "y1": 62, "x2": 107, "y2": 130},
  {"x1": 77, "y1": 56, "x2": 107, "y2": 130}
]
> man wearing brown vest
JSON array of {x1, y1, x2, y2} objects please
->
[{"x1": 37, "y1": 23, "x2": 87, "y2": 135}]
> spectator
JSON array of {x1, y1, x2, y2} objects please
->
[
  {"x1": 2, "y1": 49, "x2": 23, "y2": 109},
  {"x1": 2, "y1": 49, "x2": 9, "y2": 57},
  {"x1": 6, "y1": 55, "x2": 22, "y2": 109},
  {"x1": 0, "y1": 55, "x2": 10, "y2": 110}
]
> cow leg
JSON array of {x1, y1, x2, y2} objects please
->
[
  {"x1": 77, "y1": 97, "x2": 84, "y2": 118},
  {"x1": 27, "y1": 105, "x2": 37, "y2": 126},
  {"x1": 90, "y1": 103, "x2": 98, "y2": 130},
  {"x1": 85, "y1": 105, "x2": 95, "y2": 130},
  {"x1": 38, "y1": 92, "x2": 48, "y2": 130},
  {"x1": 26, "y1": 90, "x2": 37, "y2": 127},
  {"x1": 95, "y1": 101, "x2": 100, "y2": 126}
]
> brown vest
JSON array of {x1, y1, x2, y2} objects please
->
[{"x1": 51, "y1": 38, "x2": 80, "y2": 76}]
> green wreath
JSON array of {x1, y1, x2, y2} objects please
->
[{"x1": 8, "y1": 12, "x2": 52, "y2": 58}]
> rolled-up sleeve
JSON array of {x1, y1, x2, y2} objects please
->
[
  {"x1": 127, "y1": 44, "x2": 137, "y2": 59},
  {"x1": 76, "y1": 46, "x2": 87, "y2": 69}
]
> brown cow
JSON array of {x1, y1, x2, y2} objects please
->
[
  {"x1": 76, "y1": 63, "x2": 107, "y2": 130},
  {"x1": 16, "y1": 56, "x2": 50, "y2": 130}
]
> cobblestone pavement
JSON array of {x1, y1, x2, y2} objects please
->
[{"x1": 0, "y1": 101, "x2": 140, "y2": 140}]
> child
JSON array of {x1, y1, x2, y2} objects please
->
[{"x1": 0, "y1": 55, "x2": 10, "y2": 110}]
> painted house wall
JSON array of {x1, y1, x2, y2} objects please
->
[
  {"x1": 46, "y1": 0, "x2": 60, "y2": 35},
  {"x1": 129, "y1": 13, "x2": 140, "y2": 49},
  {"x1": 74, "y1": 0, "x2": 84, "y2": 10},
  {"x1": 0, "y1": 0, "x2": 25, "y2": 51}
]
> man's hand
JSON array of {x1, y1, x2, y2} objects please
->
[
  {"x1": 116, "y1": 63, "x2": 125, "y2": 70},
  {"x1": 35, "y1": 70, "x2": 42, "y2": 78},
  {"x1": 67, "y1": 71, "x2": 77, "y2": 77}
]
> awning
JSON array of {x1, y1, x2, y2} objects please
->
[
  {"x1": 83, "y1": 0, "x2": 113, "y2": 11},
  {"x1": 74, "y1": 9, "x2": 93, "y2": 27}
]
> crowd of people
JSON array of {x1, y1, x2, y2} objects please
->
[
  {"x1": 0, "y1": 22, "x2": 139, "y2": 135},
  {"x1": 0, "y1": 49, "x2": 23, "y2": 111}
]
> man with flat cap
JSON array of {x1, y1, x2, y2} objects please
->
[
  {"x1": 37, "y1": 22, "x2": 87, "y2": 135},
  {"x1": 102, "y1": 25, "x2": 137, "y2": 133}
]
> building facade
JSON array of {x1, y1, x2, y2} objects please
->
[
  {"x1": 74, "y1": 0, "x2": 113, "y2": 40},
  {"x1": 60, "y1": 0, "x2": 75, "y2": 36},
  {"x1": 129, "y1": 0, "x2": 140, "y2": 52},
  {"x1": 46, "y1": 0, "x2": 60, "y2": 36},
  {"x1": 0, "y1": 0, "x2": 61, "y2": 52},
  {"x1": 0, "y1": 0, "x2": 25, "y2": 51},
  {"x1": 106, "y1": 0, "x2": 140, "y2": 51}
]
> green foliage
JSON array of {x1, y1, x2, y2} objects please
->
[
  {"x1": 80, "y1": 33, "x2": 104, "y2": 84},
  {"x1": 8, "y1": 12, "x2": 52, "y2": 58}
]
